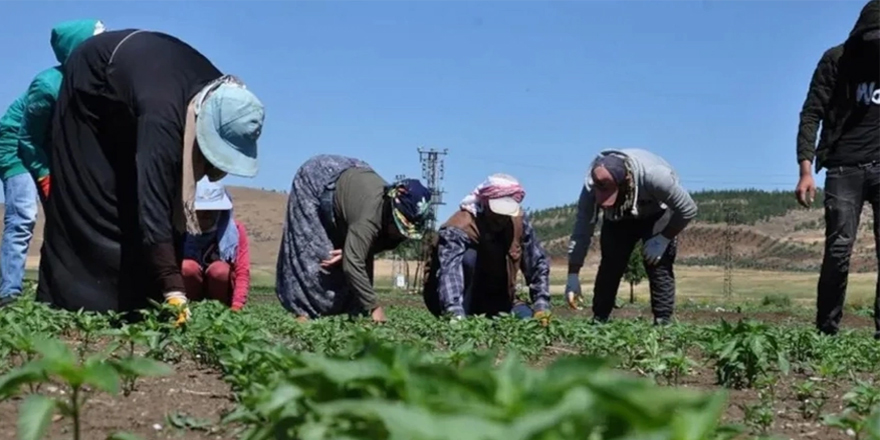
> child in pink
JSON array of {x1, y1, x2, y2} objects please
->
[{"x1": 181, "y1": 178, "x2": 250, "y2": 311}]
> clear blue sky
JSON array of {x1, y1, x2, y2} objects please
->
[{"x1": 0, "y1": 1, "x2": 867, "y2": 220}]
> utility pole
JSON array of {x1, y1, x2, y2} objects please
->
[
  {"x1": 723, "y1": 207, "x2": 737, "y2": 299},
  {"x1": 413, "y1": 147, "x2": 448, "y2": 293},
  {"x1": 417, "y1": 147, "x2": 448, "y2": 230}
]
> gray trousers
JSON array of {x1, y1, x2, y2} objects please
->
[
  {"x1": 593, "y1": 210, "x2": 677, "y2": 322},
  {"x1": 816, "y1": 161, "x2": 880, "y2": 338}
]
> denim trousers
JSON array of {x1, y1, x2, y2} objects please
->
[
  {"x1": 0, "y1": 173, "x2": 38, "y2": 298},
  {"x1": 815, "y1": 162, "x2": 880, "y2": 338}
]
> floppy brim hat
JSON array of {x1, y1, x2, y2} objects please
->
[
  {"x1": 196, "y1": 83, "x2": 265, "y2": 178},
  {"x1": 194, "y1": 178, "x2": 233, "y2": 211}
]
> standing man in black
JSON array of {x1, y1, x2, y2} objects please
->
[{"x1": 795, "y1": 0, "x2": 880, "y2": 339}]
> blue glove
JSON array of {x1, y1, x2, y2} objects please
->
[
  {"x1": 511, "y1": 303, "x2": 534, "y2": 319},
  {"x1": 565, "y1": 274, "x2": 584, "y2": 310}
]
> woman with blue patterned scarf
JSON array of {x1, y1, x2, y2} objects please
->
[{"x1": 276, "y1": 154, "x2": 432, "y2": 323}]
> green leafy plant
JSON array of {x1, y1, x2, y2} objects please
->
[
  {"x1": 794, "y1": 378, "x2": 827, "y2": 420},
  {"x1": 225, "y1": 335, "x2": 728, "y2": 440},
  {"x1": 0, "y1": 338, "x2": 172, "y2": 440},
  {"x1": 707, "y1": 320, "x2": 789, "y2": 389},
  {"x1": 824, "y1": 379, "x2": 880, "y2": 440}
]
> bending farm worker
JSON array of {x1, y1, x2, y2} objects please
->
[
  {"x1": 0, "y1": 19, "x2": 105, "y2": 309},
  {"x1": 181, "y1": 178, "x2": 250, "y2": 311},
  {"x1": 276, "y1": 154, "x2": 432, "y2": 323},
  {"x1": 796, "y1": 0, "x2": 880, "y2": 339},
  {"x1": 566, "y1": 148, "x2": 697, "y2": 325},
  {"x1": 422, "y1": 173, "x2": 552, "y2": 325},
  {"x1": 37, "y1": 28, "x2": 265, "y2": 326}
]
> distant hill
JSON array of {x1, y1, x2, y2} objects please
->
[
  {"x1": 528, "y1": 189, "x2": 876, "y2": 273},
  {"x1": 1, "y1": 187, "x2": 874, "y2": 274}
]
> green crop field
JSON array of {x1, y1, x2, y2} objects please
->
[{"x1": 1, "y1": 280, "x2": 878, "y2": 440}]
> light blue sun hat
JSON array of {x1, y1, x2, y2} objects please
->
[
  {"x1": 194, "y1": 177, "x2": 232, "y2": 211},
  {"x1": 196, "y1": 77, "x2": 265, "y2": 178}
]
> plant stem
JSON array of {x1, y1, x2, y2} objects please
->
[{"x1": 72, "y1": 386, "x2": 81, "y2": 440}]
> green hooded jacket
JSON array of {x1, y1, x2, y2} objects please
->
[{"x1": 0, "y1": 18, "x2": 104, "y2": 181}]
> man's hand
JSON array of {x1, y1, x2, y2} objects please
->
[
  {"x1": 295, "y1": 315, "x2": 309, "y2": 323},
  {"x1": 370, "y1": 306, "x2": 387, "y2": 323},
  {"x1": 795, "y1": 174, "x2": 816, "y2": 208},
  {"x1": 164, "y1": 291, "x2": 191, "y2": 327},
  {"x1": 565, "y1": 273, "x2": 584, "y2": 310},
  {"x1": 320, "y1": 249, "x2": 342, "y2": 268},
  {"x1": 644, "y1": 235, "x2": 671, "y2": 265},
  {"x1": 37, "y1": 175, "x2": 50, "y2": 202}
]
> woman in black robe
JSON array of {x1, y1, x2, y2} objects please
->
[{"x1": 37, "y1": 29, "x2": 265, "y2": 323}]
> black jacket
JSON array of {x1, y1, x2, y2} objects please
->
[{"x1": 797, "y1": 0, "x2": 880, "y2": 172}]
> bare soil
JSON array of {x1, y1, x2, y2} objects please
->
[{"x1": 0, "y1": 358, "x2": 237, "y2": 440}]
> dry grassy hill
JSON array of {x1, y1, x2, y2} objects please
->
[
  {"x1": 1, "y1": 187, "x2": 876, "y2": 274},
  {"x1": 530, "y1": 189, "x2": 876, "y2": 273}
]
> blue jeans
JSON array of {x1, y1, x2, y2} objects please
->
[{"x1": 0, "y1": 173, "x2": 38, "y2": 298}]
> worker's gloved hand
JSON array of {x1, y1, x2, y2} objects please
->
[
  {"x1": 565, "y1": 274, "x2": 584, "y2": 310},
  {"x1": 533, "y1": 310, "x2": 551, "y2": 327},
  {"x1": 163, "y1": 291, "x2": 191, "y2": 326},
  {"x1": 37, "y1": 175, "x2": 51, "y2": 201},
  {"x1": 449, "y1": 314, "x2": 465, "y2": 325},
  {"x1": 643, "y1": 235, "x2": 672, "y2": 265}
]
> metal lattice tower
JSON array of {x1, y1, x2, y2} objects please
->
[
  {"x1": 417, "y1": 147, "x2": 448, "y2": 230},
  {"x1": 723, "y1": 207, "x2": 737, "y2": 299}
]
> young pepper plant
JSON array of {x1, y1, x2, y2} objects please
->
[{"x1": 0, "y1": 337, "x2": 172, "y2": 440}]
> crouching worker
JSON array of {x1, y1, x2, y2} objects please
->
[
  {"x1": 276, "y1": 154, "x2": 432, "y2": 323},
  {"x1": 565, "y1": 149, "x2": 697, "y2": 325},
  {"x1": 181, "y1": 178, "x2": 250, "y2": 311},
  {"x1": 422, "y1": 174, "x2": 551, "y2": 325},
  {"x1": 37, "y1": 28, "x2": 265, "y2": 326}
]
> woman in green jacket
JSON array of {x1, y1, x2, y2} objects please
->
[{"x1": 0, "y1": 19, "x2": 105, "y2": 308}]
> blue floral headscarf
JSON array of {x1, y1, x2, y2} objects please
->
[{"x1": 385, "y1": 178, "x2": 432, "y2": 239}]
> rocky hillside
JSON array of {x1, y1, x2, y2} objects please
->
[
  {"x1": 528, "y1": 189, "x2": 877, "y2": 273},
  {"x1": 2, "y1": 187, "x2": 875, "y2": 273}
]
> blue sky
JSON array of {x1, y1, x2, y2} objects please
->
[{"x1": 0, "y1": 0, "x2": 867, "y2": 220}]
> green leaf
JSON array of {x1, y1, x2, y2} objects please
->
[
  {"x1": 17, "y1": 395, "x2": 56, "y2": 440},
  {"x1": 0, "y1": 363, "x2": 47, "y2": 397},
  {"x1": 316, "y1": 399, "x2": 507, "y2": 440},
  {"x1": 113, "y1": 357, "x2": 173, "y2": 377},
  {"x1": 32, "y1": 338, "x2": 75, "y2": 365},
  {"x1": 106, "y1": 432, "x2": 145, "y2": 440},
  {"x1": 83, "y1": 361, "x2": 121, "y2": 395},
  {"x1": 669, "y1": 390, "x2": 729, "y2": 440}
]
